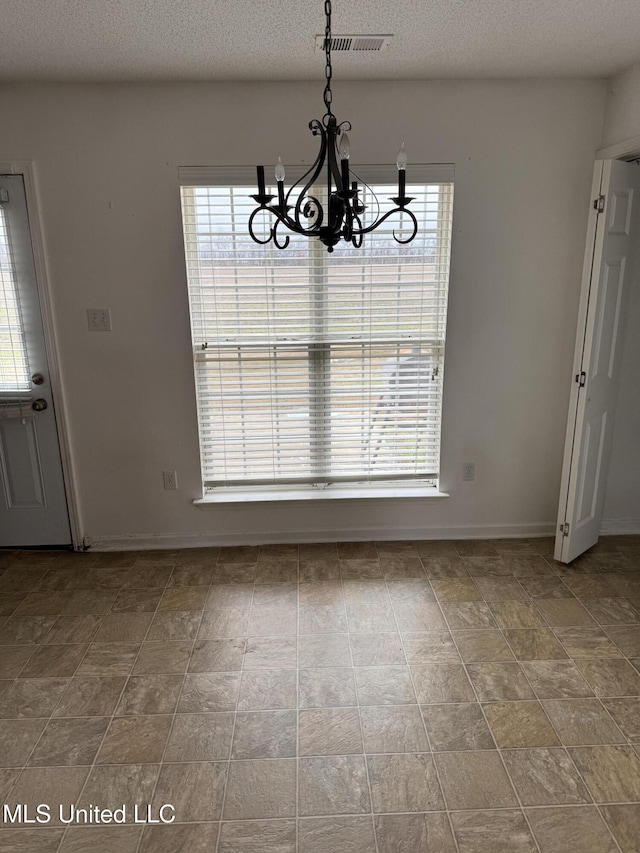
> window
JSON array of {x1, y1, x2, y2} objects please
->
[{"x1": 180, "y1": 165, "x2": 453, "y2": 494}]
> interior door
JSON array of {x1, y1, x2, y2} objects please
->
[
  {"x1": 0, "y1": 174, "x2": 71, "y2": 547},
  {"x1": 555, "y1": 159, "x2": 640, "y2": 563}
]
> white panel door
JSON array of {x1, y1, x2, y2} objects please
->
[
  {"x1": 0, "y1": 175, "x2": 70, "y2": 546},
  {"x1": 555, "y1": 159, "x2": 640, "y2": 563}
]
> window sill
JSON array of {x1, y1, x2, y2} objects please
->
[{"x1": 194, "y1": 484, "x2": 449, "y2": 506}]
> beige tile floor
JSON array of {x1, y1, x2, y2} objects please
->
[{"x1": 0, "y1": 537, "x2": 639, "y2": 851}]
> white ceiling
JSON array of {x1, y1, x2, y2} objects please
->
[{"x1": 1, "y1": 0, "x2": 640, "y2": 83}]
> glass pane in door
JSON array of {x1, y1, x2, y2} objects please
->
[{"x1": 0, "y1": 206, "x2": 30, "y2": 391}]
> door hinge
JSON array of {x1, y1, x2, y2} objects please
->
[
  {"x1": 0, "y1": 188, "x2": 8, "y2": 204},
  {"x1": 559, "y1": 522, "x2": 570, "y2": 537},
  {"x1": 575, "y1": 371, "x2": 586, "y2": 387},
  {"x1": 593, "y1": 194, "x2": 605, "y2": 213}
]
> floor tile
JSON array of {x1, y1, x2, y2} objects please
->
[
  {"x1": 121, "y1": 566, "x2": 173, "y2": 588},
  {"x1": 96, "y1": 715, "x2": 172, "y2": 763},
  {"x1": 576, "y1": 658, "x2": 640, "y2": 696},
  {"x1": 178, "y1": 672, "x2": 240, "y2": 712},
  {"x1": 360, "y1": 705, "x2": 428, "y2": 752},
  {"x1": 205, "y1": 584, "x2": 253, "y2": 609},
  {"x1": 53, "y1": 675, "x2": 126, "y2": 716},
  {"x1": 0, "y1": 677, "x2": 68, "y2": 718},
  {"x1": 602, "y1": 697, "x2": 640, "y2": 741},
  {"x1": 93, "y1": 613, "x2": 152, "y2": 643},
  {"x1": 386, "y1": 579, "x2": 436, "y2": 602},
  {"x1": 255, "y1": 561, "x2": 299, "y2": 583},
  {"x1": 380, "y1": 555, "x2": 425, "y2": 579},
  {"x1": 439, "y1": 601, "x2": 497, "y2": 628},
  {"x1": 299, "y1": 667, "x2": 357, "y2": 708},
  {"x1": 455, "y1": 541, "x2": 499, "y2": 557},
  {"x1": 15, "y1": 592, "x2": 71, "y2": 616},
  {"x1": 115, "y1": 674, "x2": 183, "y2": 715},
  {"x1": 430, "y1": 578, "x2": 482, "y2": 601},
  {"x1": 569, "y1": 744, "x2": 640, "y2": 801},
  {"x1": 450, "y1": 810, "x2": 537, "y2": 853},
  {"x1": 298, "y1": 816, "x2": 376, "y2": 853},
  {"x1": 411, "y1": 663, "x2": 475, "y2": 703},
  {"x1": 519, "y1": 576, "x2": 573, "y2": 599},
  {"x1": 543, "y1": 697, "x2": 625, "y2": 745},
  {"x1": 224, "y1": 758, "x2": 295, "y2": 818},
  {"x1": 0, "y1": 719, "x2": 47, "y2": 766},
  {"x1": 198, "y1": 608, "x2": 249, "y2": 639},
  {"x1": 607, "y1": 626, "x2": 640, "y2": 657},
  {"x1": 0, "y1": 767, "x2": 19, "y2": 799},
  {"x1": 475, "y1": 577, "x2": 528, "y2": 601},
  {"x1": 582, "y1": 598, "x2": 640, "y2": 625},
  {"x1": 488, "y1": 601, "x2": 546, "y2": 628},
  {"x1": 231, "y1": 709, "x2": 296, "y2": 758},
  {"x1": 483, "y1": 700, "x2": 560, "y2": 747},
  {"x1": 402, "y1": 631, "x2": 460, "y2": 663},
  {"x1": 453, "y1": 629, "x2": 515, "y2": 662},
  {"x1": 535, "y1": 598, "x2": 596, "y2": 626},
  {"x1": 299, "y1": 708, "x2": 363, "y2": 755},
  {"x1": 152, "y1": 761, "x2": 226, "y2": 820},
  {"x1": 349, "y1": 633, "x2": 405, "y2": 665},
  {"x1": 463, "y1": 555, "x2": 511, "y2": 576},
  {"x1": 248, "y1": 604, "x2": 297, "y2": 636},
  {"x1": 0, "y1": 616, "x2": 58, "y2": 644},
  {"x1": 158, "y1": 583, "x2": 209, "y2": 610},
  {"x1": 342, "y1": 580, "x2": 388, "y2": 605},
  {"x1": 169, "y1": 564, "x2": 219, "y2": 586},
  {"x1": 19, "y1": 643, "x2": 88, "y2": 677},
  {"x1": 392, "y1": 601, "x2": 446, "y2": 632},
  {"x1": 243, "y1": 637, "x2": 296, "y2": 669},
  {"x1": 521, "y1": 660, "x2": 594, "y2": 698},
  {"x1": 506, "y1": 554, "x2": 556, "y2": 577},
  {"x1": 29, "y1": 716, "x2": 108, "y2": 766},
  {"x1": 554, "y1": 626, "x2": 622, "y2": 658},
  {"x1": 93, "y1": 551, "x2": 140, "y2": 569},
  {"x1": 562, "y1": 574, "x2": 619, "y2": 597},
  {"x1": 0, "y1": 829, "x2": 64, "y2": 850},
  {"x1": 238, "y1": 669, "x2": 297, "y2": 709},
  {"x1": 345, "y1": 603, "x2": 396, "y2": 632},
  {"x1": 435, "y1": 750, "x2": 518, "y2": 809},
  {"x1": 77, "y1": 643, "x2": 139, "y2": 675},
  {"x1": 218, "y1": 820, "x2": 295, "y2": 853},
  {"x1": 299, "y1": 560, "x2": 342, "y2": 582},
  {"x1": 299, "y1": 604, "x2": 347, "y2": 634},
  {"x1": 79, "y1": 764, "x2": 159, "y2": 820},
  {"x1": 374, "y1": 812, "x2": 457, "y2": 853},
  {"x1": 423, "y1": 702, "x2": 494, "y2": 750},
  {"x1": 213, "y1": 563, "x2": 256, "y2": 583},
  {"x1": 147, "y1": 611, "x2": 201, "y2": 639},
  {"x1": 467, "y1": 662, "x2": 535, "y2": 700},
  {"x1": 163, "y1": 712, "x2": 233, "y2": 760},
  {"x1": 600, "y1": 804, "x2": 640, "y2": 853},
  {"x1": 300, "y1": 633, "x2": 351, "y2": 667},
  {"x1": 299, "y1": 754, "x2": 371, "y2": 815},
  {"x1": 59, "y1": 826, "x2": 143, "y2": 852},
  {"x1": 8, "y1": 766, "x2": 89, "y2": 825},
  {"x1": 189, "y1": 638, "x2": 245, "y2": 672},
  {"x1": 43, "y1": 615, "x2": 104, "y2": 644},
  {"x1": 111, "y1": 589, "x2": 164, "y2": 612},
  {"x1": 503, "y1": 628, "x2": 569, "y2": 660},
  {"x1": 502, "y1": 747, "x2": 592, "y2": 805},
  {"x1": 527, "y1": 806, "x2": 618, "y2": 853},
  {"x1": 354, "y1": 665, "x2": 416, "y2": 705},
  {"x1": 0, "y1": 646, "x2": 35, "y2": 678},
  {"x1": 132, "y1": 640, "x2": 192, "y2": 674},
  {"x1": 368, "y1": 753, "x2": 443, "y2": 812},
  {"x1": 338, "y1": 542, "x2": 377, "y2": 560}
]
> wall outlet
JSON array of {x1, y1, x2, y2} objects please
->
[
  {"x1": 163, "y1": 470, "x2": 178, "y2": 490},
  {"x1": 87, "y1": 308, "x2": 112, "y2": 332},
  {"x1": 463, "y1": 462, "x2": 476, "y2": 481}
]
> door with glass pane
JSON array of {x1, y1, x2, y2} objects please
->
[{"x1": 0, "y1": 175, "x2": 70, "y2": 546}]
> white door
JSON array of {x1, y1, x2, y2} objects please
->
[
  {"x1": 555, "y1": 159, "x2": 640, "y2": 562},
  {"x1": 0, "y1": 174, "x2": 71, "y2": 546}
]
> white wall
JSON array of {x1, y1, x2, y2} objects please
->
[
  {"x1": 601, "y1": 62, "x2": 640, "y2": 532},
  {"x1": 0, "y1": 80, "x2": 605, "y2": 547}
]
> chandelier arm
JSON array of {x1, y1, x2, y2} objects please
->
[
  {"x1": 288, "y1": 123, "x2": 328, "y2": 229},
  {"x1": 272, "y1": 221, "x2": 290, "y2": 250},
  {"x1": 351, "y1": 205, "x2": 418, "y2": 242}
]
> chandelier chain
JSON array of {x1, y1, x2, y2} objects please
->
[{"x1": 323, "y1": 0, "x2": 333, "y2": 123}]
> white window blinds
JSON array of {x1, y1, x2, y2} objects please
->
[{"x1": 180, "y1": 165, "x2": 453, "y2": 490}]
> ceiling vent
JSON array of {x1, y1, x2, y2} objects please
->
[{"x1": 314, "y1": 35, "x2": 393, "y2": 52}]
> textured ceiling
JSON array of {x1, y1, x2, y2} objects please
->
[{"x1": 1, "y1": 0, "x2": 640, "y2": 82}]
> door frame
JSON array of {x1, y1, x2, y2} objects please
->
[{"x1": 0, "y1": 160, "x2": 83, "y2": 549}]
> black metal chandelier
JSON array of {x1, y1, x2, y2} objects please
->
[{"x1": 249, "y1": 0, "x2": 417, "y2": 253}]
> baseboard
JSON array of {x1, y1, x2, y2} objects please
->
[
  {"x1": 601, "y1": 518, "x2": 640, "y2": 535},
  {"x1": 88, "y1": 522, "x2": 556, "y2": 551}
]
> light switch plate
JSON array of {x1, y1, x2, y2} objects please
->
[{"x1": 87, "y1": 308, "x2": 112, "y2": 332}]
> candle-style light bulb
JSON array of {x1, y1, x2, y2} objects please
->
[
  {"x1": 275, "y1": 157, "x2": 286, "y2": 182},
  {"x1": 339, "y1": 132, "x2": 351, "y2": 161},
  {"x1": 396, "y1": 142, "x2": 408, "y2": 171}
]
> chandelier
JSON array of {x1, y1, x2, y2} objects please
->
[{"x1": 249, "y1": 0, "x2": 417, "y2": 252}]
